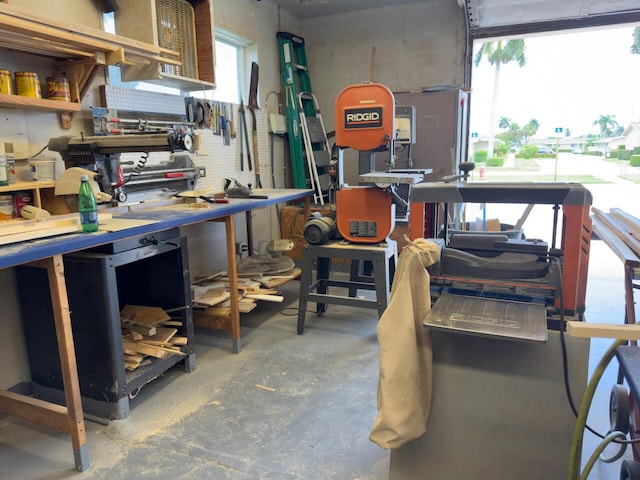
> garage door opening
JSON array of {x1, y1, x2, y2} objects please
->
[{"x1": 468, "y1": 24, "x2": 640, "y2": 185}]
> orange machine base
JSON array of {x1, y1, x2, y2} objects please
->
[{"x1": 336, "y1": 187, "x2": 394, "y2": 243}]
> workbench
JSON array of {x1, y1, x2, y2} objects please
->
[{"x1": 0, "y1": 188, "x2": 312, "y2": 472}]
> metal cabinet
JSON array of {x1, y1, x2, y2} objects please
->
[{"x1": 17, "y1": 228, "x2": 195, "y2": 421}]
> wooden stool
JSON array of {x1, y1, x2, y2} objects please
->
[{"x1": 297, "y1": 239, "x2": 398, "y2": 334}]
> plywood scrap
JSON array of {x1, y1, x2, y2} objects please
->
[
  {"x1": 122, "y1": 339, "x2": 167, "y2": 359},
  {"x1": 192, "y1": 282, "x2": 230, "y2": 307},
  {"x1": 256, "y1": 268, "x2": 301, "y2": 288},
  {"x1": 121, "y1": 318, "x2": 157, "y2": 336},
  {"x1": 121, "y1": 314, "x2": 185, "y2": 370},
  {"x1": 143, "y1": 327, "x2": 177, "y2": 344},
  {"x1": 193, "y1": 271, "x2": 227, "y2": 286},
  {"x1": 120, "y1": 305, "x2": 171, "y2": 325}
]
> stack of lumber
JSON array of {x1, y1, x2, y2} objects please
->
[
  {"x1": 120, "y1": 305, "x2": 186, "y2": 371},
  {"x1": 567, "y1": 208, "x2": 640, "y2": 340},
  {"x1": 190, "y1": 268, "x2": 301, "y2": 316},
  {"x1": 591, "y1": 208, "x2": 640, "y2": 262}
]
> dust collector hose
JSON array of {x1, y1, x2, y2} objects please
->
[{"x1": 568, "y1": 338, "x2": 627, "y2": 479}]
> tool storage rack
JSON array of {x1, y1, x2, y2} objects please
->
[{"x1": 16, "y1": 228, "x2": 195, "y2": 421}]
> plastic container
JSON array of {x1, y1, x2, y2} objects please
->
[
  {"x1": 0, "y1": 158, "x2": 7, "y2": 186},
  {"x1": 0, "y1": 194, "x2": 13, "y2": 219},
  {"x1": 78, "y1": 174, "x2": 98, "y2": 233},
  {"x1": 29, "y1": 158, "x2": 56, "y2": 181},
  {"x1": 5, "y1": 142, "x2": 15, "y2": 184}
]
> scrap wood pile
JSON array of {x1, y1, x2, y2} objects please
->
[
  {"x1": 120, "y1": 305, "x2": 187, "y2": 371},
  {"x1": 591, "y1": 208, "x2": 640, "y2": 262},
  {"x1": 191, "y1": 268, "x2": 301, "y2": 315}
]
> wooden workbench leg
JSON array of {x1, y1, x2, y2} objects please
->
[
  {"x1": 46, "y1": 255, "x2": 89, "y2": 471},
  {"x1": 224, "y1": 215, "x2": 241, "y2": 354}
]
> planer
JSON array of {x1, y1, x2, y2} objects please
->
[{"x1": 408, "y1": 181, "x2": 593, "y2": 341}]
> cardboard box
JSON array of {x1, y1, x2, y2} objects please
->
[{"x1": 280, "y1": 205, "x2": 331, "y2": 260}]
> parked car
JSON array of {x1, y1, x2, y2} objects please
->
[
  {"x1": 537, "y1": 146, "x2": 554, "y2": 154},
  {"x1": 572, "y1": 147, "x2": 582, "y2": 154}
]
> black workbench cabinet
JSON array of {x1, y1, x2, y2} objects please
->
[{"x1": 16, "y1": 228, "x2": 195, "y2": 420}]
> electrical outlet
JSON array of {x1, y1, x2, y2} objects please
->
[{"x1": 236, "y1": 242, "x2": 248, "y2": 256}]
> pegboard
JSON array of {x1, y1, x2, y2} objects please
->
[
  {"x1": 102, "y1": 85, "x2": 186, "y2": 115},
  {"x1": 193, "y1": 105, "x2": 273, "y2": 194}
]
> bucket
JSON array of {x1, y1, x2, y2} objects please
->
[
  {"x1": 29, "y1": 158, "x2": 56, "y2": 181},
  {"x1": 0, "y1": 194, "x2": 13, "y2": 219}
]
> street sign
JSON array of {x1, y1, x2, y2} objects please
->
[
  {"x1": 555, "y1": 127, "x2": 563, "y2": 133},
  {"x1": 471, "y1": 132, "x2": 478, "y2": 138}
]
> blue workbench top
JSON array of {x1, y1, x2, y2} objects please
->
[{"x1": 0, "y1": 189, "x2": 312, "y2": 269}]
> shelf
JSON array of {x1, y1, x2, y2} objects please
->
[
  {"x1": 0, "y1": 181, "x2": 56, "y2": 194},
  {"x1": 0, "y1": 94, "x2": 81, "y2": 113},
  {"x1": 0, "y1": 3, "x2": 182, "y2": 113},
  {"x1": 0, "y1": 181, "x2": 56, "y2": 210},
  {"x1": 120, "y1": 66, "x2": 215, "y2": 92}
]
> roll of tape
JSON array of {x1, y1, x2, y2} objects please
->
[{"x1": 20, "y1": 204, "x2": 51, "y2": 220}]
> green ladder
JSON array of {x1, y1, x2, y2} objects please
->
[{"x1": 277, "y1": 31, "x2": 322, "y2": 194}]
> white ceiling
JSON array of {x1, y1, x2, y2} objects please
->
[
  {"x1": 268, "y1": 0, "x2": 428, "y2": 21},
  {"x1": 268, "y1": 0, "x2": 640, "y2": 34}
]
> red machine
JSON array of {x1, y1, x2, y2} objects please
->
[
  {"x1": 333, "y1": 83, "x2": 421, "y2": 243},
  {"x1": 408, "y1": 182, "x2": 592, "y2": 318}
]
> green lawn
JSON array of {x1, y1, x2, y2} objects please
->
[{"x1": 474, "y1": 174, "x2": 611, "y2": 183}]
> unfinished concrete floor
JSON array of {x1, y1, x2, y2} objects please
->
[{"x1": 0, "y1": 234, "x2": 635, "y2": 479}]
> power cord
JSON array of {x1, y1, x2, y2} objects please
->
[{"x1": 554, "y1": 254, "x2": 640, "y2": 447}]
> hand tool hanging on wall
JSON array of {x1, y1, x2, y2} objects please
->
[
  {"x1": 239, "y1": 106, "x2": 245, "y2": 171},
  {"x1": 239, "y1": 99, "x2": 253, "y2": 171},
  {"x1": 229, "y1": 104, "x2": 236, "y2": 139},
  {"x1": 248, "y1": 61, "x2": 263, "y2": 188},
  {"x1": 212, "y1": 101, "x2": 221, "y2": 135},
  {"x1": 221, "y1": 104, "x2": 230, "y2": 145}
]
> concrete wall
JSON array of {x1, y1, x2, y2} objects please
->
[
  {"x1": 301, "y1": 0, "x2": 466, "y2": 182},
  {"x1": 0, "y1": 0, "x2": 465, "y2": 387}
]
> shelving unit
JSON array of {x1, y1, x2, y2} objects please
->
[
  {"x1": 0, "y1": 181, "x2": 56, "y2": 209},
  {"x1": 0, "y1": 2, "x2": 182, "y2": 111},
  {"x1": 114, "y1": 0, "x2": 216, "y2": 91}
]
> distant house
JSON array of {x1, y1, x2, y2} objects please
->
[
  {"x1": 616, "y1": 122, "x2": 640, "y2": 149},
  {"x1": 469, "y1": 137, "x2": 505, "y2": 157}
]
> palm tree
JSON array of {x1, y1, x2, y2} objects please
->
[
  {"x1": 632, "y1": 27, "x2": 640, "y2": 54},
  {"x1": 498, "y1": 117, "x2": 511, "y2": 129},
  {"x1": 474, "y1": 39, "x2": 527, "y2": 156},
  {"x1": 592, "y1": 114, "x2": 619, "y2": 137},
  {"x1": 521, "y1": 119, "x2": 540, "y2": 144}
]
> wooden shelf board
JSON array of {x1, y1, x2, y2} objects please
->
[
  {"x1": 0, "y1": 181, "x2": 56, "y2": 193},
  {"x1": 0, "y1": 93, "x2": 81, "y2": 112}
]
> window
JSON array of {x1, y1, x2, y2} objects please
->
[
  {"x1": 193, "y1": 30, "x2": 253, "y2": 103},
  {"x1": 211, "y1": 39, "x2": 240, "y2": 103}
]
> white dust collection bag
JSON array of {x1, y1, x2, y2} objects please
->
[{"x1": 370, "y1": 238, "x2": 440, "y2": 449}]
